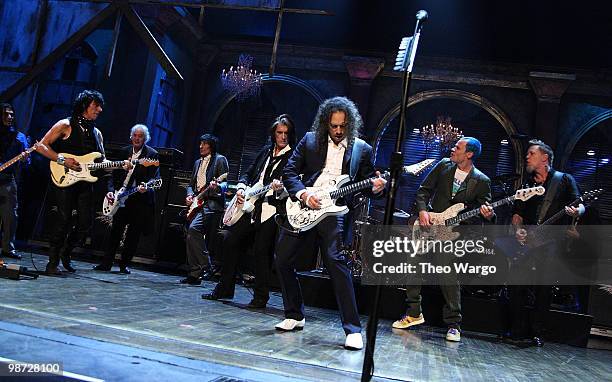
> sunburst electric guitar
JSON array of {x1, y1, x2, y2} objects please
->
[
  {"x1": 49, "y1": 152, "x2": 159, "y2": 187},
  {"x1": 186, "y1": 173, "x2": 228, "y2": 222},
  {"x1": 285, "y1": 159, "x2": 436, "y2": 232}
]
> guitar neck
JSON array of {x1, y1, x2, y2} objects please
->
[
  {"x1": 539, "y1": 197, "x2": 580, "y2": 226},
  {"x1": 330, "y1": 173, "x2": 389, "y2": 200},
  {"x1": 88, "y1": 159, "x2": 132, "y2": 171},
  {"x1": 248, "y1": 184, "x2": 273, "y2": 198},
  {"x1": 0, "y1": 147, "x2": 34, "y2": 172},
  {"x1": 445, "y1": 195, "x2": 515, "y2": 226}
]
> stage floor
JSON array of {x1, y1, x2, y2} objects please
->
[{"x1": 1, "y1": 251, "x2": 611, "y2": 382}]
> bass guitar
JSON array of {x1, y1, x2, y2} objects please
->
[
  {"x1": 186, "y1": 173, "x2": 228, "y2": 222},
  {"x1": 285, "y1": 159, "x2": 435, "y2": 232},
  {"x1": 50, "y1": 152, "x2": 159, "y2": 187},
  {"x1": 102, "y1": 178, "x2": 163, "y2": 217}
]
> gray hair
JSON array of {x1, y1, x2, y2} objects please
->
[{"x1": 130, "y1": 124, "x2": 151, "y2": 143}]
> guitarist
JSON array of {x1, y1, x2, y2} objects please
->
[
  {"x1": 203, "y1": 114, "x2": 295, "y2": 308},
  {"x1": 93, "y1": 124, "x2": 159, "y2": 274},
  {"x1": 392, "y1": 137, "x2": 494, "y2": 343},
  {"x1": 38, "y1": 90, "x2": 119, "y2": 275},
  {"x1": 274, "y1": 97, "x2": 386, "y2": 350},
  {"x1": 505, "y1": 139, "x2": 583, "y2": 347},
  {"x1": 181, "y1": 134, "x2": 229, "y2": 285},
  {"x1": 0, "y1": 103, "x2": 30, "y2": 260}
]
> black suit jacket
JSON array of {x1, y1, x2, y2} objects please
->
[
  {"x1": 107, "y1": 145, "x2": 160, "y2": 206},
  {"x1": 239, "y1": 145, "x2": 292, "y2": 187},
  {"x1": 186, "y1": 153, "x2": 229, "y2": 212},
  {"x1": 415, "y1": 158, "x2": 492, "y2": 223},
  {"x1": 283, "y1": 132, "x2": 380, "y2": 206}
]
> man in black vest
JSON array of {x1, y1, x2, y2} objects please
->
[
  {"x1": 38, "y1": 90, "x2": 120, "y2": 275},
  {"x1": 392, "y1": 137, "x2": 494, "y2": 343},
  {"x1": 181, "y1": 134, "x2": 229, "y2": 285},
  {"x1": 202, "y1": 114, "x2": 296, "y2": 308},
  {"x1": 275, "y1": 97, "x2": 386, "y2": 350},
  {"x1": 94, "y1": 124, "x2": 160, "y2": 274},
  {"x1": 506, "y1": 139, "x2": 583, "y2": 347},
  {"x1": 0, "y1": 103, "x2": 30, "y2": 260}
]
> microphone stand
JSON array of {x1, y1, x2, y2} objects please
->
[{"x1": 361, "y1": 10, "x2": 427, "y2": 382}]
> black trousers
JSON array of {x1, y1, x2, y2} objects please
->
[
  {"x1": 505, "y1": 284, "x2": 552, "y2": 339},
  {"x1": 48, "y1": 182, "x2": 93, "y2": 267},
  {"x1": 100, "y1": 199, "x2": 152, "y2": 268},
  {"x1": 216, "y1": 215, "x2": 279, "y2": 299},
  {"x1": 275, "y1": 215, "x2": 361, "y2": 335}
]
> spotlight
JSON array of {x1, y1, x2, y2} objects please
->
[{"x1": 587, "y1": 150, "x2": 596, "y2": 156}]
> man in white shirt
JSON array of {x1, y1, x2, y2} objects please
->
[{"x1": 275, "y1": 97, "x2": 386, "y2": 350}]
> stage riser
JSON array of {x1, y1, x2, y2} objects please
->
[{"x1": 298, "y1": 273, "x2": 592, "y2": 347}]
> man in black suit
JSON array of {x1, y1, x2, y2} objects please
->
[
  {"x1": 392, "y1": 137, "x2": 494, "y2": 342},
  {"x1": 181, "y1": 134, "x2": 229, "y2": 285},
  {"x1": 94, "y1": 124, "x2": 159, "y2": 274},
  {"x1": 203, "y1": 114, "x2": 296, "y2": 307},
  {"x1": 274, "y1": 97, "x2": 386, "y2": 350}
]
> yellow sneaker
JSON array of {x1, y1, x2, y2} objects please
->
[{"x1": 392, "y1": 313, "x2": 425, "y2": 329}]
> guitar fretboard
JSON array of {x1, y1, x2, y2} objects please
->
[
  {"x1": 0, "y1": 147, "x2": 35, "y2": 172},
  {"x1": 329, "y1": 172, "x2": 390, "y2": 200},
  {"x1": 445, "y1": 196, "x2": 515, "y2": 226},
  {"x1": 87, "y1": 160, "x2": 133, "y2": 170},
  {"x1": 248, "y1": 184, "x2": 273, "y2": 198}
]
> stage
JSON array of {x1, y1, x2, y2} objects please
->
[{"x1": 0, "y1": 251, "x2": 610, "y2": 382}]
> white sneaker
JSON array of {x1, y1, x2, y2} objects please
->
[
  {"x1": 344, "y1": 333, "x2": 364, "y2": 350},
  {"x1": 446, "y1": 327, "x2": 461, "y2": 342},
  {"x1": 275, "y1": 318, "x2": 305, "y2": 331}
]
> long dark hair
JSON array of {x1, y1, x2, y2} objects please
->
[
  {"x1": 0, "y1": 103, "x2": 15, "y2": 129},
  {"x1": 311, "y1": 96, "x2": 362, "y2": 150},
  {"x1": 269, "y1": 113, "x2": 296, "y2": 148},
  {"x1": 71, "y1": 90, "x2": 104, "y2": 121}
]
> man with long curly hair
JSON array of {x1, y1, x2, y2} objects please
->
[{"x1": 274, "y1": 97, "x2": 386, "y2": 350}]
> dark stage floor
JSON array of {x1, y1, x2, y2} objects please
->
[{"x1": 0, "y1": 251, "x2": 611, "y2": 381}]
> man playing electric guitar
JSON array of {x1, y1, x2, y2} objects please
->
[
  {"x1": 93, "y1": 124, "x2": 160, "y2": 274},
  {"x1": 504, "y1": 139, "x2": 584, "y2": 348},
  {"x1": 203, "y1": 114, "x2": 295, "y2": 308},
  {"x1": 37, "y1": 90, "x2": 129, "y2": 275},
  {"x1": 181, "y1": 134, "x2": 229, "y2": 285},
  {"x1": 392, "y1": 137, "x2": 494, "y2": 343},
  {"x1": 275, "y1": 97, "x2": 386, "y2": 350},
  {"x1": 0, "y1": 103, "x2": 31, "y2": 260}
]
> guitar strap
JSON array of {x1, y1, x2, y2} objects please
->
[
  {"x1": 349, "y1": 138, "x2": 365, "y2": 180},
  {"x1": 536, "y1": 170, "x2": 563, "y2": 224}
]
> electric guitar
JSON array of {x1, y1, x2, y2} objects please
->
[
  {"x1": 0, "y1": 143, "x2": 39, "y2": 172},
  {"x1": 102, "y1": 178, "x2": 163, "y2": 217},
  {"x1": 285, "y1": 159, "x2": 435, "y2": 232},
  {"x1": 412, "y1": 186, "x2": 545, "y2": 243},
  {"x1": 186, "y1": 172, "x2": 228, "y2": 222},
  {"x1": 223, "y1": 180, "x2": 282, "y2": 226},
  {"x1": 50, "y1": 152, "x2": 159, "y2": 187}
]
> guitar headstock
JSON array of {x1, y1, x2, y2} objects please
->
[
  {"x1": 403, "y1": 159, "x2": 435, "y2": 176},
  {"x1": 514, "y1": 186, "x2": 545, "y2": 201},
  {"x1": 139, "y1": 158, "x2": 160, "y2": 167},
  {"x1": 579, "y1": 189, "x2": 604, "y2": 204},
  {"x1": 146, "y1": 178, "x2": 163, "y2": 190},
  {"x1": 216, "y1": 172, "x2": 229, "y2": 183}
]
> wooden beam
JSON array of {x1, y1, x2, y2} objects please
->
[
  {"x1": 31, "y1": 0, "x2": 50, "y2": 65},
  {"x1": 0, "y1": 3, "x2": 118, "y2": 102},
  {"x1": 269, "y1": 0, "x2": 285, "y2": 76},
  {"x1": 120, "y1": 3, "x2": 183, "y2": 80}
]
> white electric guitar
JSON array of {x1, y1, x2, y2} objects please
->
[
  {"x1": 50, "y1": 152, "x2": 159, "y2": 187},
  {"x1": 285, "y1": 159, "x2": 435, "y2": 232},
  {"x1": 412, "y1": 186, "x2": 545, "y2": 243},
  {"x1": 223, "y1": 180, "x2": 281, "y2": 226},
  {"x1": 102, "y1": 178, "x2": 163, "y2": 217}
]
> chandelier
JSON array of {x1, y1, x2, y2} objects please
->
[
  {"x1": 420, "y1": 116, "x2": 463, "y2": 151},
  {"x1": 220, "y1": 54, "x2": 263, "y2": 101}
]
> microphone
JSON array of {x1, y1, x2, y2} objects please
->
[{"x1": 416, "y1": 10, "x2": 428, "y2": 21}]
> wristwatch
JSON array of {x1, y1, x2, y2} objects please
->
[{"x1": 56, "y1": 154, "x2": 65, "y2": 165}]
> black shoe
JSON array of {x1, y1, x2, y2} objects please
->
[
  {"x1": 201, "y1": 287, "x2": 233, "y2": 300},
  {"x1": 119, "y1": 266, "x2": 131, "y2": 274},
  {"x1": 532, "y1": 336, "x2": 544, "y2": 347},
  {"x1": 45, "y1": 265, "x2": 61, "y2": 276},
  {"x1": 247, "y1": 298, "x2": 268, "y2": 309},
  {"x1": 2, "y1": 252, "x2": 21, "y2": 260},
  {"x1": 180, "y1": 276, "x2": 202, "y2": 285},
  {"x1": 62, "y1": 262, "x2": 76, "y2": 273},
  {"x1": 201, "y1": 269, "x2": 215, "y2": 281},
  {"x1": 93, "y1": 264, "x2": 112, "y2": 271}
]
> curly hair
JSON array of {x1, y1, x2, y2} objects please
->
[{"x1": 311, "y1": 96, "x2": 363, "y2": 149}]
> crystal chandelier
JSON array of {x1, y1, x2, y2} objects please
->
[
  {"x1": 420, "y1": 116, "x2": 463, "y2": 152},
  {"x1": 220, "y1": 54, "x2": 263, "y2": 101}
]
